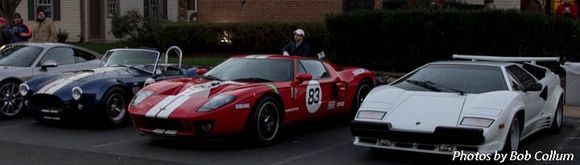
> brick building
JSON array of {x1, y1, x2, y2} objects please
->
[
  {"x1": 193, "y1": 0, "x2": 383, "y2": 22},
  {"x1": 16, "y1": 0, "x2": 383, "y2": 42}
]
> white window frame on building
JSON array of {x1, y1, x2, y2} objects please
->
[
  {"x1": 28, "y1": 0, "x2": 60, "y2": 21},
  {"x1": 179, "y1": 0, "x2": 197, "y2": 21},
  {"x1": 107, "y1": 0, "x2": 120, "y2": 18},
  {"x1": 145, "y1": 0, "x2": 167, "y2": 19}
]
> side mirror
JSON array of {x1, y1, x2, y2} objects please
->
[
  {"x1": 317, "y1": 51, "x2": 326, "y2": 61},
  {"x1": 41, "y1": 60, "x2": 58, "y2": 71},
  {"x1": 296, "y1": 73, "x2": 312, "y2": 83},
  {"x1": 524, "y1": 83, "x2": 542, "y2": 92},
  {"x1": 196, "y1": 68, "x2": 208, "y2": 76},
  {"x1": 144, "y1": 78, "x2": 156, "y2": 87}
]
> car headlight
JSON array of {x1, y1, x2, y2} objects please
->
[
  {"x1": 19, "y1": 83, "x2": 29, "y2": 96},
  {"x1": 356, "y1": 110, "x2": 386, "y2": 120},
  {"x1": 131, "y1": 90, "x2": 154, "y2": 106},
  {"x1": 461, "y1": 117, "x2": 494, "y2": 128},
  {"x1": 198, "y1": 94, "x2": 236, "y2": 112},
  {"x1": 72, "y1": 87, "x2": 83, "y2": 100}
]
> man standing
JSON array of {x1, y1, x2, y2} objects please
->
[
  {"x1": 33, "y1": 10, "x2": 57, "y2": 42},
  {"x1": 0, "y1": 17, "x2": 12, "y2": 46},
  {"x1": 282, "y1": 29, "x2": 310, "y2": 57},
  {"x1": 11, "y1": 13, "x2": 32, "y2": 43}
]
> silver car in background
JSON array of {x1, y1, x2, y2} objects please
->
[{"x1": 0, "y1": 42, "x2": 102, "y2": 118}]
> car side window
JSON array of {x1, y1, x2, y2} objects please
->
[
  {"x1": 522, "y1": 63, "x2": 547, "y2": 80},
  {"x1": 507, "y1": 72, "x2": 523, "y2": 91},
  {"x1": 41, "y1": 47, "x2": 75, "y2": 65},
  {"x1": 74, "y1": 49, "x2": 96, "y2": 63},
  {"x1": 297, "y1": 61, "x2": 307, "y2": 74},
  {"x1": 299, "y1": 60, "x2": 329, "y2": 80},
  {"x1": 506, "y1": 65, "x2": 537, "y2": 88}
]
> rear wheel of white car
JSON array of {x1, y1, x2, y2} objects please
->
[
  {"x1": 502, "y1": 118, "x2": 520, "y2": 152},
  {"x1": 247, "y1": 96, "x2": 282, "y2": 146},
  {"x1": 351, "y1": 79, "x2": 372, "y2": 118},
  {"x1": 549, "y1": 97, "x2": 564, "y2": 134},
  {"x1": 0, "y1": 80, "x2": 25, "y2": 118},
  {"x1": 100, "y1": 87, "x2": 128, "y2": 126}
]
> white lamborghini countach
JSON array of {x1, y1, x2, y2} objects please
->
[{"x1": 351, "y1": 55, "x2": 564, "y2": 154}]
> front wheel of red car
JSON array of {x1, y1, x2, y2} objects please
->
[{"x1": 247, "y1": 96, "x2": 282, "y2": 146}]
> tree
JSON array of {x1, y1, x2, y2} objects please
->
[{"x1": 0, "y1": 0, "x2": 22, "y2": 25}]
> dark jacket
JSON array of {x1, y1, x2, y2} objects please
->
[
  {"x1": 0, "y1": 26, "x2": 12, "y2": 45},
  {"x1": 282, "y1": 41, "x2": 310, "y2": 57},
  {"x1": 11, "y1": 23, "x2": 32, "y2": 42}
]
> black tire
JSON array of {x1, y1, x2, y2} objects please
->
[
  {"x1": 351, "y1": 79, "x2": 372, "y2": 118},
  {"x1": 0, "y1": 80, "x2": 25, "y2": 118},
  {"x1": 99, "y1": 87, "x2": 129, "y2": 126},
  {"x1": 246, "y1": 96, "x2": 282, "y2": 146},
  {"x1": 502, "y1": 117, "x2": 521, "y2": 153},
  {"x1": 549, "y1": 97, "x2": 564, "y2": 134}
]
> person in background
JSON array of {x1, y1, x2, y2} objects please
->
[
  {"x1": 556, "y1": 0, "x2": 578, "y2": 19},
  {"x1": 33, "y1": 9, "x2": 57, "y2": 42},
  {"x1": 11, "y1": 13, "x2": 32, "y2": 43},
  {"x1": 282, "y1": 28, "x2": 310, "y2": 57},
  {"x1": 0, "y1": 17, "x2": 12, "y2": 46}
]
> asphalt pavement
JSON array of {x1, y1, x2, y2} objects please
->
[{"x1": 0, "y1": 107, "x2": 579, "y2": 165}]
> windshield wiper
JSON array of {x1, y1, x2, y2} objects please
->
[
  {"x1": 405, "y1": 80, "x2": 465, "y2": 95},
  {"x1": 201, "y1": 75, "x2": 222, "y2": 81},
  {"x1": 108, "y1": 64, "x2": 131, "y2": 67},
  {"x1": 231, "y1": 77, "x2": 273, "y2": 82},
  {"x1": 405, "y1": 79, "x2": 441, "y2": 92}
]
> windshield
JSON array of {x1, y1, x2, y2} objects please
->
[
  {"x1": 101, "y1": 50, "x2": 159, "y2": 68},
  {"x1": 0, "y1": 45, "x2": 44, "y2": 67},
  {"x1": 205, "y1": 58, "x2": 293, "y2": 82},
  {"x1": 392, "y1": 64, "x2": 507, "y2": 94}
]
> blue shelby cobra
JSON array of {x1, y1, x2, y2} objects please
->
[{"x1": 20, "y1": 46, "x2": 196, "y2": 126}]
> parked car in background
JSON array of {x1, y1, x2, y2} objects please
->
[{"x1": 0, "y1": 42, "x2": 101, "y2": 118}]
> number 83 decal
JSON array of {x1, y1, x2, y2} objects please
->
[{"x1": 306, "y1": 80, "x2": 322, "y2": 114}]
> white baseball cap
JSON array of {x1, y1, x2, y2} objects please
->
[{"x1": 294, "y1": 29, "x2": 305, "y2": 36}]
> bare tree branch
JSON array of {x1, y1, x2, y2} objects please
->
[{"x1": 0, "y1": 0, "x2": 23, "y2": 25}]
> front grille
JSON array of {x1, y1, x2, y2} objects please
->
[
  {"x1": 394, "y1": 142, "x2": 413, "y2": 148},
  {"x1": 143, "y1": 118, "x2": 186, "y2": 131},
  {"x1": 359, "y1": 137, "x2": 377, "y2": 144},
  {"x1": 31, "y1": 94, "x2": 65, "y2": 112},
  {"x1": 456, "y1": 146, "x2": 478, "y2": 152},
  {"x1": 417, "y1": 144, "x2": 436, "y2": 150},
  {"x1": 351, "y1": 121, "x2": 485, "y2": 145}
]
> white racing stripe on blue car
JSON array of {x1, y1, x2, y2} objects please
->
[{"x1": 38, "y1": 68, "x2": 119, "y2": 94}]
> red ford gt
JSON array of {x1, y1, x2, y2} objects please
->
[{"x1": 128, "y1": 55, "x2": 375, "y2": 144}]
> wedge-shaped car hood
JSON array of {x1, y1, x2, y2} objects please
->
[
  {"x1": 359, "y1": 86, "x2": 519, "y2": 133},
  {"x1": 383, "y1": 92, "x2": 466, "y2": 132}
]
